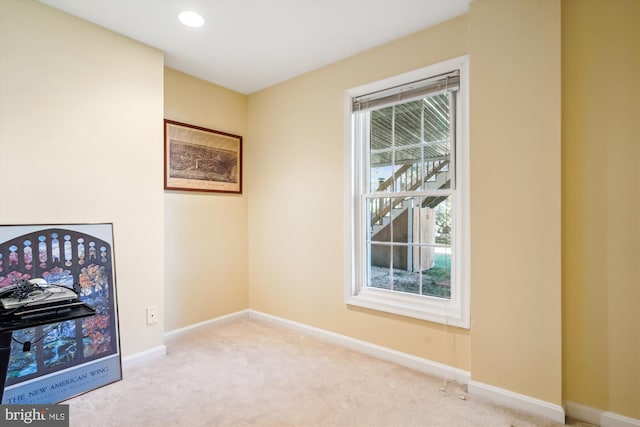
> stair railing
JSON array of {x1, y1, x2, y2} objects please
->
[{"x1": 370, "y1": 159, "x2": 449, "y2": 227}]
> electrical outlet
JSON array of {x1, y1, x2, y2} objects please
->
[{"x1": 146, "y1": 306, "x2": 158, "y2": 325}]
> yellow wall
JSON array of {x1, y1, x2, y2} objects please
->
[
  {"x1": 164, "y1": 68, "x2": 249, "y2": 331},
  {"x1": 562, "y1": 0, "x2": 640, "y2": 419},
  {"x1": 0, "y1": 0, "x2": 165, "y2": 356},
  {"x1": 247, "y1": 15, "x2": 472, "y2": 371},
  {"x1": 468, "y1": 0, "x2": 562, "y2": 404}
]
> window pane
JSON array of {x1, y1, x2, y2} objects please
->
[
  {"x1": 391, "y1": 245, "x2": 420, "y2": 294},
  {"x1": 391, "y1": 164, "x2": 414, "y2": 192},
  {"x1": 423, "y1": 94, "x2": 450, "y2": 143},
  {"x1": 423, "y1": 140, "x2": 450, "y2": 159},
  {"x1": 413, "y1": 204, "x2": 436, "y2": 246},
  {"x1": 433, "y1": 196, "x2": 452, "y2": 245},
  {"x1": 421, "y1": 246, "x2": 451, "y2": 298},
  {"x1": 408, "y1": 159, "x2": 450, "y2": 191},
  {"x1": 389, "y1": 197, "x2": 412, "y2": 245},
  {"x1": 370, "y1": 151, "x2": 392, "y2": 173},
  {"x1": 394, "y1": 101, "x2": 422, "y2": 147},
  {"x1": 368, "y1": 243, "x2": 391, "y2": 290},
  {"x1": 368, "y1": 197, "x2": 390, "y2": 242},
  {"x1": 370, "y1": 165, "x2": 393, "y2": 192},
  {"x1": 395, "y1": 148, "x2": 421, "y2": 173},
  {"x1": 371, "y1": 107, "x2": 392, "y2": 151},
  {"x1": 417, "y1": 195, "x2": 452, "y2": 245},
  {"x1": 370, "y1": 106, "x2": 393, "y2": 190}
]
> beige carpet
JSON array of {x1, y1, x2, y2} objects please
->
[{"x1": 65, "y1": 319, "x2": 592, "y2": 427}]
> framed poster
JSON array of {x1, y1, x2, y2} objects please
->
[
  {"x1": 0, "y1": 223, "x2": 121, "y2": 404},
  {"x1": 164, "y1": 119, "x2": 243, "y2": 193}
]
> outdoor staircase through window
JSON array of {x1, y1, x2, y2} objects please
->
[{"x1": 370, "y1": 159, "x2": 450, "y2": 237}]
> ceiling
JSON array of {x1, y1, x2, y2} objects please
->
[{"x1": 39, "y1": 0, "x2": 471, "y2": 95}]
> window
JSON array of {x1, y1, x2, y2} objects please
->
[{"x1": 345, "y1": 56, "x2": 469, "y2": 328}]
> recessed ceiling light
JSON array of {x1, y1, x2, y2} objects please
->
[{"x1": 178, "y1": 11, "x2": 205, "y2": 28}]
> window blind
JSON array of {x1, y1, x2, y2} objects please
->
[{"x1": 352, "y1": 70, "x2": 459, "y2": 112}]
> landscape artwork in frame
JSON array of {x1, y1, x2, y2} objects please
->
[
  {"x1": 0, "y1": 223, "x2": 121, "y2": 404},
  {"x1": 164, "y1": 119, "x2": 243, "y2": 193}
]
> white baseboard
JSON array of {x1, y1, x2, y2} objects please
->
[
  {"x1": 467, "y1": 380, "x2": 565, "y2": 424},
  {"x1": 164, "y1": 309, "x2": 250, "y2": 342},
  {"x1": 121, "y1": 345, "x2": 167, "y2": 373},
  {"x1": 601, "y1": 411, "x2": 640, "y2": 427},
  {"x1": 566, "y1": 401, "x2": 602, "y2": 425},
  {"x1": 248, "y1": 309, "x2": 470, "y2": 384},
  {"x1": 565, "y1": 401, "x2": 640, "y2": 427}
]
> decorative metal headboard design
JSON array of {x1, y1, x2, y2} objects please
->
[{"x1": 0, "y1": 228, "x2": 118, "y2": 387}]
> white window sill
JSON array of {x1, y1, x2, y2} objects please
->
[{"x1": 346, "y1": 286, "x2": 469, "y2": 329}]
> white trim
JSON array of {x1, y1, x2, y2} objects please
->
[
  {"x1": 345, "y1": 286, "x2": 468, "y2": 328},
  {"x1": 344, "y1": 88, "x2": 357, "y2": 304},
  {"x1": 565, "y1": 401, "x2": 640, "y2": 427},
  {"x1": 602, "y1": 412, "x2": 640, "y2": 427},
  {"x1": 163, "y1": 309, "x2": 250, "y2": 342},
  {"x1": 344, "y1": 55, "x2": 471, "y2": 329},
  {"x1": 467, "y1": 380, "x2": 565, "y2": 424},
  {"x1": 121, "y1": 345, "x2": 167, "y2": 373},
  {"x1": 248, "y1": 309, "x2": 470, "y2": 384},
  {"x1": 566, "y1": 401, "x2": 603, "y2": 425}
]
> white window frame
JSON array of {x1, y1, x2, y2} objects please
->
[{"x1": 344, "y1": 56, "x2": 470, "y2": 329}]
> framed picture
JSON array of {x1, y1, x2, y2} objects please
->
[
  {"x1": 0, "y1": 223, "x2": 121, "y2": 404},
  {"x1": 164, "y1": 119, "x2": 242, "y2": 194}
]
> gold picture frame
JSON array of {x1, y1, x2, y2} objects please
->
[{"x1": 164, "y1": 119, "x2": 242, "y2": 193}]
